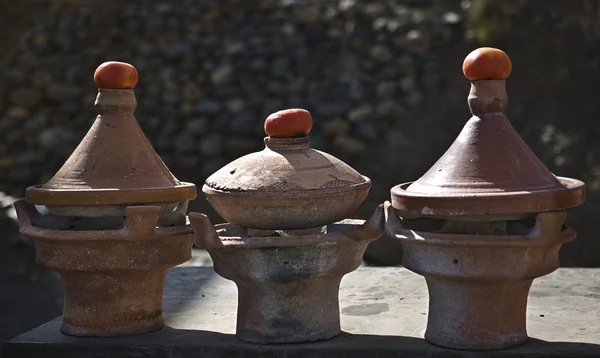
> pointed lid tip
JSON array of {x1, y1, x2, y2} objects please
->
[
  {"x1": 26, "y1": 62, "x2": 196, "y2": 207},
  {"x1": 391, "y1": 48, "x2": 585, "y2": 217}
]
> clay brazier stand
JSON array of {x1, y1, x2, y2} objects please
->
[
  {"x1": 191, "y1": 109, "x2": 384, "y2": 344},
  {"x1": 190, "y1": 206, "x2": 384, "y2": 344},
  {"x1": 14, "y1": 63, "x2": 198, "y2": 337},
  {"x1": 385, "y1": 50, "x2": 585, "y2": 350}
]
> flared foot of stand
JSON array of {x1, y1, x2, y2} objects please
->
[
  {"x1": 424, "y1": 277, "x2": 532, "y2": 350},
  {"x1": 59, "y1": 270, "x2": 167, "y2": 337},
  {"x1": 235, "y1": 277, "x2": 343, "y2": 344}
]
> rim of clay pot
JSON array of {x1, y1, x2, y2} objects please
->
[
  {"x1": 393, "y1": 225, "x2": 576, "y2": 248},
  {"x1": 25, "y1": 182, "x2": 197, "y2": 207},
  {"x1": 391, "y1": 176, "x2": 584, "y2": 217},
  {"x1": 263, "y1": 136, "x2": 311, "y2": 149},
  {"x1": 384, "y1": 201, "x2": 576, "y2": 247},
  {"x1": 189, "y1": 204, "x2": 384, "y2": 250},
  {"x1": 202, "y1": 177, "x2": 371, "y2": 230},
  {"x1": 16, "y1": 199, "x2": 194, "y2": 242},
  {"x1": 22, "y1": 222, "x2": 193, "y2": 242},
  {"x1": 205, "y1": 220, "x2": 374, "y2": 249}
]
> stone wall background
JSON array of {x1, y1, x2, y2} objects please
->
[{"x1": 1, "y1": 0, "x2": 600, "y2": 341}]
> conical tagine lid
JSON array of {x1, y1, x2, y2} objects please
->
[
  {"x1": 202, "y1": 109, "x2": 371, "y2": 230},
  {"x1": 391, "y1": 48, "x2": 585, "y2": 217},
  {"x1": 26, "y1": 62, "x2": 196, "y2": 207}
]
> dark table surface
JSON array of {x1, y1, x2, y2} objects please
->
[{"x1": 4, "y1": 266, "x2": 600, "y2": 357}]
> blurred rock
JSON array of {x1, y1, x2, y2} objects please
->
[
  {"x1": 377, "y1": 100, "x2": 405, "y2": 119},
  {"x1": 174, "y1": 132, "x2": 196, "y2": 153},
  {"x1": 199, "y1": 135, "x2": 223, "y2": 156},
  {"x1": 356, "y1": 121, "x2": 378, "y2": 142},
  {"x1": 370, "y1": 45, "x2": 393, "y2": 63},
  {"x1": 322, "y1": 119, "x2": 350, "y2": 136},
  {"x1": 9, "y1": 88, "x2": 41, "y2": 107},
  {"x1": 348, "y1": 105, "x2": 373, "y2": 122},
  {"x1": 405, "y1": 90, "x2": 424, "y2": 106},
  {"x1": 406, "y1": 29, "x2": 429, "y2": 54},
  {"x1": 334, "y1": 136, "x2": 366, "y2": 154},
  {"x1": 293, "y1": 5, "x2": 320, "y2": 23},
  {"x1": 7, "y1": 107, "x2": 29, "y2": 119},
  {"x1": 226, "y1": 98, "x2": 245, "y2": 113},
  {"x1": 364, "y1": 3, "x2": 386, "y2": 18},
  {"x1": 182, "y1": 82, "x2": 203, "y2": 101},
  {"x1": 377, "y1": 82, "x2": 396, "y2": 98},
  {"x1": 211, "y1": 65, "x2": 235, "y2": 86},
  {"x1": 38, "y1": 128, "x2": 73, "y2": 150},
  {"x1": 45, "y1": 84, "x2": 82, "y2": 101},
  {"x1": 197, "y1": 99, "x2": 221, "y2": 115},
  {"x1": 399, "y1": 76, "x2": 416, "y2": 93},
  {"x1": 186, "y1": 118, "x2": 209, "y2": 135}
]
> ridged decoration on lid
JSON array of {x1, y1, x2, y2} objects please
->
[
  {"x1": 202, "y1": 109, "x2": 371, "y2": 230},
  {"x1": 25, "y1": 61, "x2": 196, "y2": 207},
  {"x1": 390, "y1": 48, "x2": 585, "y2": 217}
]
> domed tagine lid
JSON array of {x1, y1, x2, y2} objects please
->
[
  {"x1": 203, "y1": 109, "x2": 371, "y2": 230},
  {"x1": 26, "y1": 62, "x2": 196, "y2": 207},
  {"x1": 390, "y1": 48, "x2": 585, "y2": 217}
]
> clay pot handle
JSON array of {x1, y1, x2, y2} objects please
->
[
  {"x1": 123, "y1": 206, "x2": 161, "y2": 239},
  {"x1": 188, "y1": 212, "x2": 222, "y2": 249},
  {"x1": 362, "y1": 203, "x2": 385, "y2": 238},
  {"x1": 13, "y1": 199, "x2": 38, "y2": 228},
  {"x1": 528, "y1": 211, "x2": 568, "y2": 241},
  {"x1": 383, "y1": 201, "x2": 407, "y2": 238}
]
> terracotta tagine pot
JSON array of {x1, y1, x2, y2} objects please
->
[
  {"x1": 384, "y1": 47, "x2": 585, "y2": 350},
  {"x1": 14, "y1": 61, "x2": 197, "y2": 337},
  {"x1": 190, "y1": 109, "x2": 384, "y2": 344}
]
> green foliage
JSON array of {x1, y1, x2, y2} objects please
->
[{"x1": 466, "y1": 0, "x2": 527, "y2": 44}]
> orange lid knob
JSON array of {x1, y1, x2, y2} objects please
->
[
  {"x1": 462, "y1": 47, "x2": 512, "y2": 81},
  {"x1": 94, "y1": 61, "x2": 139, "y2": 89},
  {"x1": 264, "y1": 109, "x2": 313, "y2": 138}
]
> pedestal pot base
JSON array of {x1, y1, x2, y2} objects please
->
[
  {"x1": 424, "y1": 277, "x2": 531, "y2": 350},
  {"x1": 189, "y1": 205, "x2": 384, "y2": 344},
  {"x1": 15, "y1": 200, "x2": 194, "y2": 337},
  {"x1": 385, "y1": 204, "x2": 574, "y2": 350},
  {"x1": 59, "y1": 270, "x2": 167, "y2": 337},
  {"x1": 235, "y1": 273, "x2": 342, "y2": 343}
]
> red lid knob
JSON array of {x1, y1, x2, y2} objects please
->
[
  {"x1": 462, "y1": 47, "x2": 512, "y2": 81},
  {"x1": 264, "y1": 109, "x2": 313, "y2": 138},
  {"x1": 94, "y1": 61, "x2": 139, "y2": 89}
]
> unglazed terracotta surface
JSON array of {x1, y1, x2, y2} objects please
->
[
  {"x1": 195, "y1": 108, "x2": 381, "y2": 344},
  {"x1": 15, "y1": 62, "x2": 197, "y2": 337},
  {"x1": 385, "y1": 48, "x2": 586, "y2": 351}
]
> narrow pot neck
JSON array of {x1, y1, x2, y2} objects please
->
[{"x1": 264, "y1": 136, "x2": 311, "y2": 150}]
